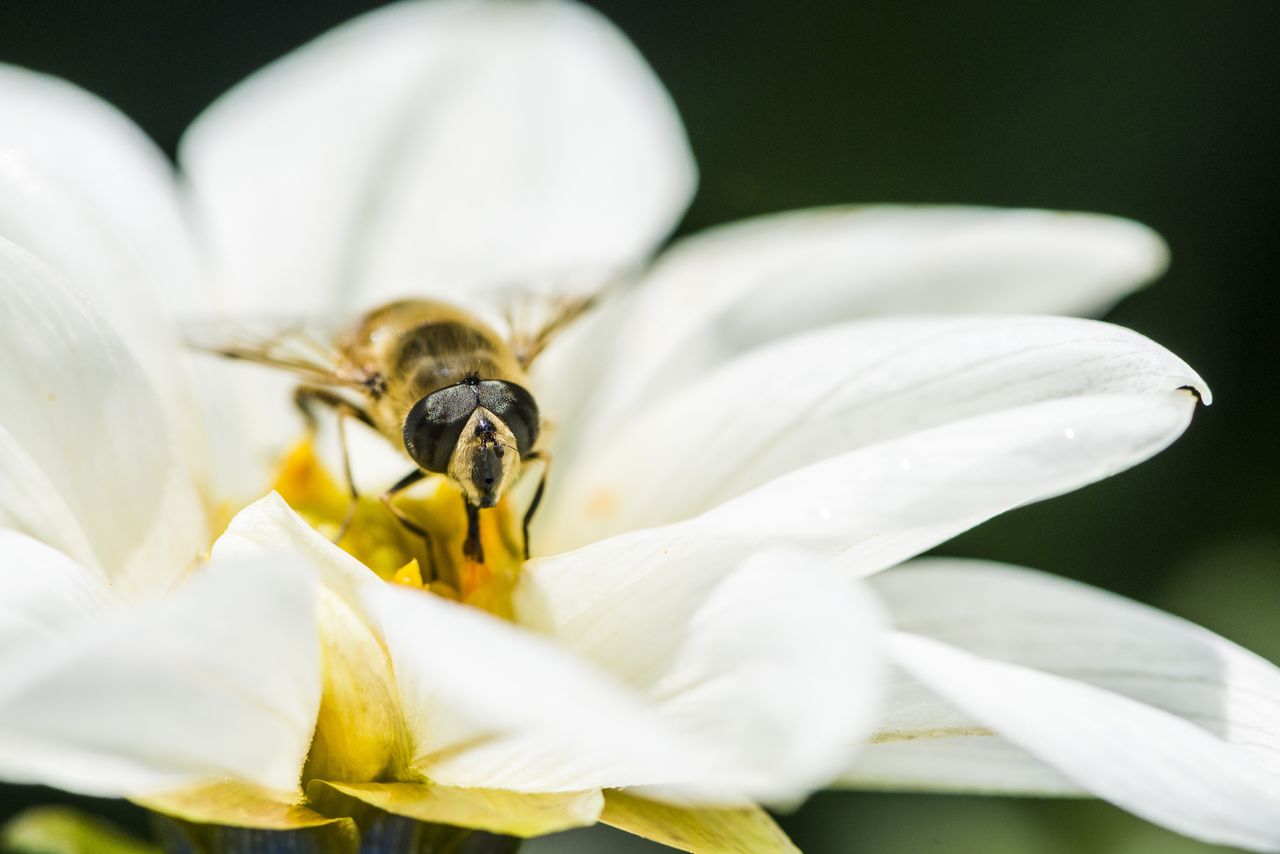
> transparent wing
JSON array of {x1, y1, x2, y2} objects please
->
[
  {"x1": 499, "y1": 274, "x2": 629, "y2": 369},
  {"x1": 182, "y1": 315, "x2": 366, "y2": 389}
]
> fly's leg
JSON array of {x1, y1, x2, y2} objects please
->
[
  {"x1": 519, "y1": 451, "x2": 551, "y2": 560},
  {"x1": 462, "y1": 447, "x2": 549, "y2": 563},
  {"x1": 463, "y1": 502, "x2": 484, "y2": 564},
  {"x1": 293, "y1": 386, "x2": 374, "y2": 542},
  {"x1": 293, "y1": 385, "x2": 376, "y2": 431},
  {"x1": 381, "y1": 469, "x2": 430, "y2": 538},
  {"x1": 331, "y1": 411, "x2": 360, "y2": 541},
  {"x1": 381, "y1": 469, "x2": 438, "y2": 581}
]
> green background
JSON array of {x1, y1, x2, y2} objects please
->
[{"x1": 1, "y1": 1, "x2": 1278, "y2": 851}]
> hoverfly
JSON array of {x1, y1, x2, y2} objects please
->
[{"x1": 194, "y1": 293, "x2": 597, "y2": 565}]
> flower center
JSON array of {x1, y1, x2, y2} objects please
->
[{"x1": 272, "y1": 438, "x2": 524, "y2": 619}]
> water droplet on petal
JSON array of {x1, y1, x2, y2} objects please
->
[
  {"x1": 1063, "y1": 427, "x2": 1076, "y2": 440},
  {"x1": 899, "y1": 457, "x2": 912, "y2": 471}
]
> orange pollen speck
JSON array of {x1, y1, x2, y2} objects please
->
[{"x1": 585, "y1": 487, "x2": 617, "y2": 518}]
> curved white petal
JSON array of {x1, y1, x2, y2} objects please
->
[
  {"x1": 886, "y1": 632, "x2": 1280, "y2": 852},
  {"x1": 212, "y1": 493, "x2": 407, "y2": 783},
  {"x1": 223, "y1": 495, "x2": 874, "y2": 804},
  {"x1": 584, "y1": 206, "x2": 1167, "y2": 437},
  {"x1": 365, "y1": 582, "x2": 717, "y2": 794},
  {"x1": 0, "y1": 530, "x2": 115, "y2": 669},
  {"x1": 181, "y1": 0, "x2": 695, "y2": 315},
  {"x1": 0, "y1": 238, "x2": 205, "y2": 593},
  {"x1": 0, "y1": 556, "x2": 321, "y2": 798},
  {"x1": 0, "y1": 150, "x2": 176, "y2": 355},
  {"x1": 548, "y1": 315, "x2": 1206, "y2": 545},
  {"x1": 540, "y1": 388, "x2": 1199, "y2": 581},
  {"x1": 0, "y1": 64, "x2": 203, "y2": 316},
  {"x1": 709, "y1": 390, "x2": 1200, "y2": 575},
  {"x1": 215, "y1": 495, "x2": 711, "y2": 795},
  {"x1": 525, "y1": 293, "x2": 632, "y2": 478},
  {"x1": 212, "y1": 492, "x2": 378, "y2": 611},
  {"x1": 0, "y1": 68, "x2": 254, "y2": 506},
  {"x1": 844, "y1": 722, "x2": 1081, "y2": 796},
  {"x1": 841, "y1": 558, "x2": 1280, "y2": 804},
  {"x1": 0, "y1": 67, "x2": 211, "y2": 487},
  {"x1": 519, "y1": 547, "x2": 886, "y2": 805},
  {"x1": 875, "y1": 560, "x2": 1280, "y2": 773}
]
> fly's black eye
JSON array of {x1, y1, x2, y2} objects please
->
[
  {"x1": 476, "y1": 380, "x2": 540, "y2": 456},
  {"x1": 403, "y1": 384, "x2": 478, "y2": 472}
]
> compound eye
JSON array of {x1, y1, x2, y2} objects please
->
[
  {"x1": 403, "y1": 384, "x2": 477, "y2": 472},
  {"x1": 476, "y1": 380, "x2": 540, "y2": 456}
]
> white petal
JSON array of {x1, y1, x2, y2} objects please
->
[
  {"x1": 181, "y1": 0, "x2": 695, "y2": 315},
  {"x1": 0, "y1": 530, "x2": 115, "y2": 669},
  {"x1": 0, "y1": 68, "x2": 212, "y2": 491},
  {"x1": 585, "y1": 206, "x2": 1167, "y2": 436},
  {"x1": 212, "y1": 494, "x2": 407, "y2": 783},
  {"x1": 211, "y1": 492, "x2": 378, "y2": 612},
  {"x1": 525, "y1": 292, "x2": 632, "y2": 478},
  {"x1": 215, "y1": 495, "x2": 713, "y2": 795},
  {"x1": 548, "y1": 315, "x2": 1206, "y2": 546},
  {"x1": 364, "y1": 582, "x2": 718, "y2": 794},
  {"x1": 886, "y1": 632, "x2": 1280, "y2": 852},
  {"x1": 0, "y1": 150, "x2": 177, "y2": 353},
  {"x1": 0, "y1": 238, "x2": 205, "y2": 593},
  {"x1": 519, "y1": 547, "x2": 887, "y2": 805},
  {"x1": 718, "y1": 391, "x2": 1199, "y2": 574},
  {"x1": 224, "y1": 495, "x2": 880, "y2": 804},
  {"x1": 845, "y1": 721, "x2": 1081, "y2": 795},
  {"x1": 543, "y1": 385, "x2": 1200, "y2": 576},
  {"x1": 0, "y1": 65, "x2": 203, "y2": 316},
  {"x1": 846, "y1": 559, "x2": 1280, "y2": 788},
  {"x1": 0, "y1": 556, "x2": 321, "y2": 797}
]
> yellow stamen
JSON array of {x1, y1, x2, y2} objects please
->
[
  {"x1": 391, "y1": 559, "x2": 423, "y2": 588},
  {"x1": 272, "y1": 438, "x2": 523, "y2": 619}
]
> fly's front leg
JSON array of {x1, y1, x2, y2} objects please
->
[
  {"x1": 463, "y1": 502, "x2": 484, "y2": 564},
  {"x1": 381, "y1": 468, "x2": 430, "y2": 539},
  {"x1": 293, "y1": 385, "x2": 375, "y2": 432},
  {"x1": 381, "y1": 469, "x2": 438, "y2": 581},
  {"x1": 293, "y1": 386, "x2": 374, "y2": 541},
  {"x1": 520, "y1": 451, "x2": 551, "y2": 560}
]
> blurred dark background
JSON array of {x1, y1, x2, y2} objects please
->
[{"x1": 1, "y1": 1, "x2": 1277, "y2": 852}]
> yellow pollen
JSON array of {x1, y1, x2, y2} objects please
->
[
  {"x1": 272, "y1": 438, "x2": 524, "y2": 619},
  {"x1": 391, "y1": 559, "x2": 423, "y2": 588}
]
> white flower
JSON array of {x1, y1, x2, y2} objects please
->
[{"x1": 1, "y1": 1, "x2": 1277, "y2": 852}]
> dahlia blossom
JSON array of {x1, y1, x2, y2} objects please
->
[{"x1": 1, "y1": 2, "x2": 1277, "y2": 852}]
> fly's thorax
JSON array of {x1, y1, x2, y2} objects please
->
[
  {"x1": 342, "y1": 299, "x2": 520, "y2": 392},
  {"x1": 449, "y1": 408, "x2": 521, "y2": 508},
  {"x1": 341, "y1": 299, "x2": 529, "y2": 445}
]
